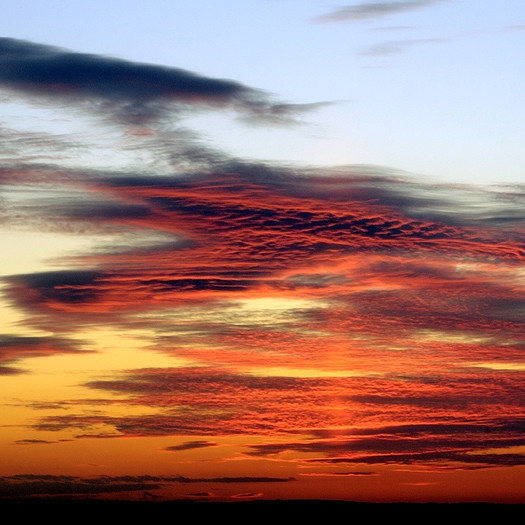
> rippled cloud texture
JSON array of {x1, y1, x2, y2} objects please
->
[{"x1": 1, "y1": 37, "x2": 524, "y2": 503}]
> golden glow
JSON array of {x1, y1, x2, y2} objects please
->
[
  {"x1": 467, "y1": 362, "x2": 525, "y2": 371},
  {"x1": 243, "y1": 366, "x2": 381, "y2": 378},
  {"x1": 412, "y1": 329, "x2": 493, "y2": 344}
]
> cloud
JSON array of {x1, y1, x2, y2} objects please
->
[
  {"x1": 184, "y1": 491, "x2": 216, "y2": 499},
  {"x1": 0, "y1": 474, "x2": 292, "y2": 501},
  {"x1": 247, "y1": 419, "x2": 525, "y2": 468},
  {"x1": 164, "y1": 440, "x2": 219, "y2": 452},
  {"x1": 0, "y1": 473, "x2": 292, "y2": 499},
  {"x1": 28, "y1": 364, "x2": 525, "y2": 473},
  {"x1": 316, "y1": 1, "x2": 448, "y2": 23},
  {"x1": 2, "y1": 37, "x2": 524, "y2": 480},
  {"x1": 3, "y1": 167, "x2": 523, "y2": 345},
  {"x1": 13, "y1": 439, "x2": 57, "y2": 445},
  {"x1": 0, "y1": 366, "x2": 21, "y2": 375},
  {"x1": 0, "y1": 475, "x2": 160, "y2": 498},
  {"x1": 0, "y1": 125, "x2": 85, "y2": 165},
  {"x1": 0, "y1": 38, "x2": 321, "y2": 126},
  {"x1": 231, "y1": 492, "x2": 264, "y2": 500},
  {"x1": 0, "y1": 334, "x2": 90, "y2": 374}
]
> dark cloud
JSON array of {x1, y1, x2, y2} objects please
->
[
  {"x1": 164, "y1": 440, "x2": 219, "y2": 452},
  {"x1": 0, "y1": 476, "x2": 160, "y2": 498},
  {"x1": 314, "y1": 451, "x2": 525, "y2": 468},
  {"x1": 231, "y1": 492, "x2": 264, "y2": 499},
  {"x1": 0, "y1": 38, "x2": 321, "y2": 126},
  {"x1": 0, "y1": 473, "x2": 293, "y2": 499},
  {"x1": 316, "y1": 1, "x2": 448, "y2": 23},
  {"x1": 0, "y1": 365, "x2": 21, "y2": 375},
  {"x1": 4, "y1": 270, "x2": 104, "y2": 310},
  {"x1": 0, "y1": 334, "x2": 89, "y2": 373},
  {"x1": 13, "y1": 439, "x2": 57, "y2": 445},
  {"x1": 248, "y1": 418, "x2": 525, "y2": 468},
  {"x1": 184, "y1": 491, "x2": 215, "y2": 499}
]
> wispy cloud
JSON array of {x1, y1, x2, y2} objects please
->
[
  {"x1": 0, "y1": 473, "x2": 293, "y2": 499},
  {"x1": 28, "y1": 363, "x2": 525, "y2": 471},
  {"x1": 0, "y1": 335, "x2": 89, "y2": 375},
  {"x1": 248, "y1": 419, "x2": 525, "y2": 468},
  {"x1": 316, "y1": 0, "x2": 449, "y2": 23},
  {"x1": 164, "y1": 440, "x2": 219, "y2": 452}
]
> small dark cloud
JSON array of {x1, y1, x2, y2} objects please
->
[
  {"x1": 0, "y1": 365, "x2": 22, "y2": 375},
  {"x1": 164, "y1": 440, "x2": 218, "y2": 452},
  {"x1": 3, "y1": 270, "x2": 104, "y2": 318},
  {"x1": 184, "y1": 491, "x2": 216, "y2": 499},
  {"x1": 0, "y1": 334, "x2": 84, "y2": 351},
  {"x1": 0, "y1": 334, "x2": 89, "y2": 373},
  {"x1": 26, "y1": 402, "x2": 71, "y2": 410},
  {"x1": 13, "y1": 439, "x2": 56, "y2": 445},
  {"x1": 231, "y1": 492, "x2": 264, "y2": 500}
]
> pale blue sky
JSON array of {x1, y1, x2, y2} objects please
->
[{"x1": 1, "y1": 0, "x2": 524, "y2": 184}]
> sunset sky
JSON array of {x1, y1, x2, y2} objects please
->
[{"x1": 1, "y1": 0, "x2": 524, "y2": 504}]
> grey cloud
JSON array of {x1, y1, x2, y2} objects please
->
[
  {"x1": 13, "y1": 439, "x2": 57, "y2": 445},
  {"x1": 0, "y1": 365, "x2": 22, "y2": 375},
  {"x1": 0, "y1": 334, "x2": 89, "y2": 373},
  {"x1": 0, "y1": 473, "x2": 294, "y2": 499},
  {"x1": 4, "y1": 270, "x2": 104, "y2": 307},
  {"x1": 0, "y1": 478, "x2": 161, "y2": 498},
  {"x1": 0, "y1": 38, "x2": 321, "y2": 126},
  {"x1": 249, "y1": 418, "x2": 525, "y2": 467},
  {"x1": 0, "y1": 125, "x2": 84, "y2": 163},
  {"x1": 315, "y1": 451, "x2": 525, "y2": 467},
  {"x1": 164, "y1": 440, "x2": 219, "y2": 452},
  {"x1": 316, "y1": 1, "x2": 448, "y2": 23}
]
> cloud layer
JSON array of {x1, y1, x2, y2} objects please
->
[{"x1": 1, "y1": 38, "x2": 524, "y2": 498}]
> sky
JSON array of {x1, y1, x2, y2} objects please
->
[{"x1": 0, "y1": 0, "x2": 524, "y2": 504}]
